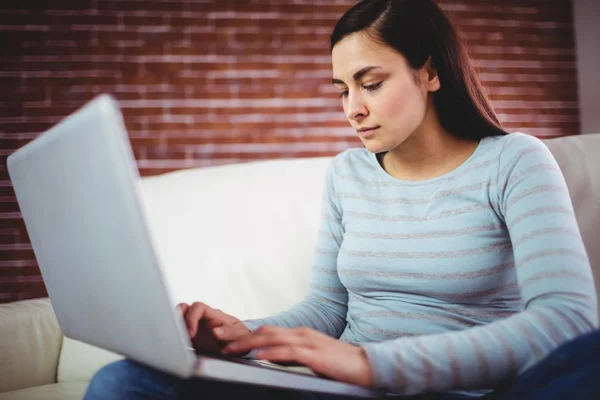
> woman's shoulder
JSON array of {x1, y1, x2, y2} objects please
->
[
  {"x1": 498, "y1": 131, "x2": 547, "y2": 152},
  {"x1": 471, "y1": 132, "x2": 550, "y2": 172},
  {"x1": 496, "y1": 131, "x2": 554, "y2": 165}
]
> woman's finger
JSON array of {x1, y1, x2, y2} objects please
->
[
  {"x1": 185, "y1": 302, "x2": 209, "y2": 336},
  {"x1": 176, "y1": 303, "x2": 189, "y2": 317},
  {"x1": 255, "y1": 345, "x2": 315, "y2": 367},
  {"x1": 212, "y1": 321, "x2": 250, "y2": 341},
  {"x1": 222, "y1": 327, "x2": 312, "y2": 355},
  {"x1": 188, "y1": 303, "x2": 238, "y2": 336}
]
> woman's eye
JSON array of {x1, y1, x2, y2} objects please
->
[
  {"x1": 338, "y1": 82, "x2": 382, "y2": 98},
  {"x1": 364, "y1": 82, "x2": 382, "y2": 92}
]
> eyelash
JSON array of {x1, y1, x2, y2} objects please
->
[{"x1": 339, "y1": 82, "x2": 383, "y2": 98}]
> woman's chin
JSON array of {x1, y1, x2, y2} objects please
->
[{"x1": 361, "y1": 140, "x2": 388, "y2": 154}]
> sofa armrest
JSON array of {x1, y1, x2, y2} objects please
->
[{"x1": 0, "y1": 298, "x2": 63, "y2": 393}]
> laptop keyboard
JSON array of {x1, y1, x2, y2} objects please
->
[{"x1": 203, "y1": 353, "x2": 321, "y2": 378}]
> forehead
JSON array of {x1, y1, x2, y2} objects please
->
[{"x1": 331, "y1": 33, "x2": 406, "y2": 79}]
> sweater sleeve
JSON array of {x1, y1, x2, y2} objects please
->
[
  {"x1": 360, "y1": 133, "x2": 598, "y2": 395},
  {"x1": 243, "y1": 159, "x2": 348, "y2": 338}
]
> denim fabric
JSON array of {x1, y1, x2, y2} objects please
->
[
  {"x1": 481, "y1": 328, "x2": 600, "y2": 400},
  {"x1": 83, "y1": 359, "x2": 473, "y2": 400},
  {"x1": 83, "y1": 329, "x2": 600, "y2": 400}
]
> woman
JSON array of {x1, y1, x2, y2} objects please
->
[{"x1": 84, "y1": 0, "x2": 598, "y2": 399}]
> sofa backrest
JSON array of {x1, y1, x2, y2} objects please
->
[
  {"x1": 137, "y1": 133, "x2": 600, "y2": 321},
  {"x1": 139, "y1": 157, "x2": 333, "y2": 321},
  {"x1": 544, "y1": 133, "x2": 600, "y2": 314}
]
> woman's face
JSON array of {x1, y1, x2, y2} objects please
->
[{"x1": 331, "y1": 33, "x2": 438, "y2": 153}]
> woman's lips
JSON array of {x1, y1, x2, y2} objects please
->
[{"x1": 358, "y1": 126, "x2": 379, "y2": 138}]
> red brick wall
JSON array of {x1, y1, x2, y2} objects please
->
[{"x1": 0, "y1": 0, "x2": 579, "y2": 302}]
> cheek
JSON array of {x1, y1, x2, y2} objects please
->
[{"x1": 379, "y1": 83, "x2": 426, "y2": 123}]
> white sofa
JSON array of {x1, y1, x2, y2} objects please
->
[{"x1": 1, "y1": 134, "x2": 599, "y2": 400}]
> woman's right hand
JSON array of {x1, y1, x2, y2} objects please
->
[{"x1": 177, "y1": 302, "x2": 251, "y2": 355}]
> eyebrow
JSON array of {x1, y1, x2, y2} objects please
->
[{"x1": 332, "y1": 66, "x2": 382, "y2": 85}]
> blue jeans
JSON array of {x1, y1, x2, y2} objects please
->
[
  {"x1": 84, "y1": 329, "x2": 600, "y2": 400},
  {"x1": 480, "y1": 328, "x2": 600, "y2": 400},
  {"x1": 82, "y1": 360, "x2": 468, "y2": 400}
]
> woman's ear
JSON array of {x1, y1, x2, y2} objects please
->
[{"x1": 425, "y1": 56, "x2": 440, "y2": 92}]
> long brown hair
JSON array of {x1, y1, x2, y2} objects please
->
[{"x1": 331, "y1": 0, "x2": 507, "y2": 140}]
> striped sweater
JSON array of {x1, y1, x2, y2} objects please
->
[{"x1": 244, "y1": 132, "x2": 598, "y2": 396}]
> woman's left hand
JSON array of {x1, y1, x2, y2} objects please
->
[{"x1": 222, "y1": 325, "x2": 374, "y2": 387}]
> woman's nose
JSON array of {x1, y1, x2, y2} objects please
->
[{"x1": 346, "y1": 93, "x2": 369, "y2": 121}]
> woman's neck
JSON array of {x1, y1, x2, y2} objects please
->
[{"x1": 380, "y1": 120, "x2": 479, "y2": 182}]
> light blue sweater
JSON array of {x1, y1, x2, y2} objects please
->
[{"x1": 244, "y1": 132, "x2": 598, "y2": 396}]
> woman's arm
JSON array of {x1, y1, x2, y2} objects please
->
[
  {"x1": 243, "y1": 159, "x2": 349, "y2": 339},
  {"x1": 361, "y1": 133, "x2": 598, "y2": 395}
]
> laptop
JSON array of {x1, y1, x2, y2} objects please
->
[{"x1": 6, "y1": 94, "x2": 382, "y2": 398}]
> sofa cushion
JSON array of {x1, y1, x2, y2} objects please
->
[
  {"x1": 56, "y1": 337, "x2": 122, "y2": 383},
  {"x1": 0, "y1": 382, "x2": 87, "y2": 400},
  {"x1": 544, "y1": 133, "x2": 600, "y2": 313},
  {"x1": 0, "y1": 298, "x2": 62, "y2": 393}
]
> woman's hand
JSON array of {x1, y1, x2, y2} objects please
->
[
  {"x1": 222, "y1": 325, "x2": 374, "y2": 387},
  {"x1": 177, "y1": 302, "x2": 251, "y2": 354}
]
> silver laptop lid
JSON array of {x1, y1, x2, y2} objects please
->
[{"x1": 7, "y1": 94, "x2": 196, "y2": 378}]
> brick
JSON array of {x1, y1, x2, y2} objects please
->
[
  {"x1": 495, "y1": 107, "x2": 577, "y2": 116},
  {"x1": 188, "y1": 32, "x2": 230, "y2": 44},
  {"x1": 0, "y1": 201, "x2": 20, "y2": 213},
  {"x1": 0, "y1": 230, "x2": 17, "y2": 245},
  {"x1": 140, "y1": 1, "x2": 188, "y2": 12},
  {"x1": 23, "y1": 74, "x2": 119, "y2": 87},
  {"x1": 0, "y1": 281, "x2": 46, "y2": 293},
  {"x1": 0, "y1": 247, "x2": 35, "y2": 262},
  {"x1": 96, "y1": 30, "x2": 140, "y2": 42},
  {"x1": 123, "y1": 15, "x2": 166, "y2": 27},
  {"x1": 0, "y1": 11, "x2": 47, "y2": 26},
  {"x1": 0, "y1": 290, "x2": 48, "y2": 303},
  {"x1": 35, "y1": 14, "x2": 120, "y2": 26},
  {"x1": 501, "y1": 121, "x2": 579, "y2": 129},
  {"x1": 120, "y1": 71, "x2": 166, "y2": 86},
  {"x1": 43, "y1": 88, "x2": 100, "y2": 103},
  {"x1": 0, "y1": 265, "x2": 41, "y2": 277},
  {"x1": 198, "y1": 3, "x2": 280, "y2": 13},
  {"x1": 470, "y1": 52, "x2": 576, "y2": 63},
  {"x1": 169, "y1": 16, "x2": 211, "y2": 28},
  {"x1": 448, "y1": 10, "x2": 574, "y2": 24},
  {"x1": 0, "y1": 122, "x2": 54, "y2": 135},
  {"x1": 0, "y1": 137, "x2": 31, "y2": 151},
  {"x1": 0, "y1": 76, "x2": 26, "y2": 91},
  {"x1": 0, "y1": 0, "x2": 92, "y2": 10},
  {"x1": 489, "y1": 94, "x2": 578, "y2": 103},
  {"x1": 145, "y1": 147, "x2": 186, "y2": 160},
  {"x1": 0, "y1": 185, "x2": 16, "y2": 198},
  {"x1": 97, "y1": 1, "x2": 182, "y2": 12},
  {"x1": 18, "y1": 228, "x2": 30, "y2": 244}
]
